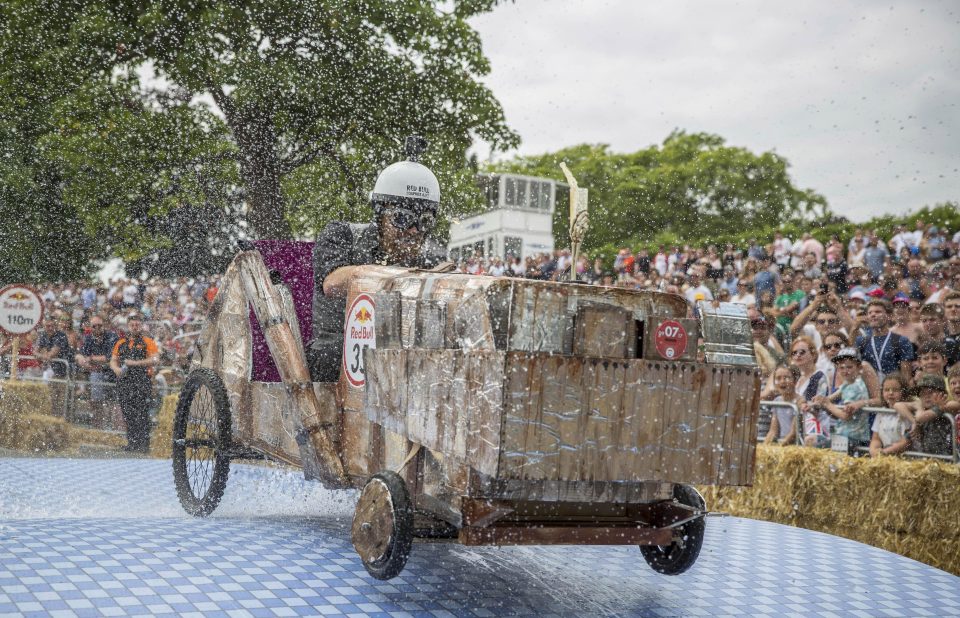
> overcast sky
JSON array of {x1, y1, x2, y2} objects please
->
[{"x1": 469, "y1": 0, "x2": 959, "y2": 223}]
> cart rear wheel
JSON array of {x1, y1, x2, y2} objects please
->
[
  {"x1": 352, "y1": 471, "x2": 413, "y2": 580},
  {"x1": 172, "y1": 367, "x2": 232, "y2": 517},
  {"x1": 640, "y1": 484, "x2": 706, "y2": 576}
]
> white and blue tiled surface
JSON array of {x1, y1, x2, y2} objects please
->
[{"x1": 1, "y1": 457, "x2": 958, "y2": 617}]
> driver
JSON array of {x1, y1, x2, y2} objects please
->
[{"x1": 308, "y1": 136, "x2": 443, "y2": 381}]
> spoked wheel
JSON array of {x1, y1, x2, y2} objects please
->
[
  {"x1": 172, "y1": 367, "x2": 232, "y2": 517},
  {"x1": 640, "y1": 484, "x2": 706, "y2": 575},
  {"x1": 351, "y1": 470, "x2": 414, "y2": 580}
]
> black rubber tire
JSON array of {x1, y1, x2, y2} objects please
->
[
  {"x1": 172, "y1": 367, "x2": 232, "y2": 517},
  {"x1": 640, "y1": 484, "x2": 706, "y2": 576},
  {"x1": 353, "y1": 471, "x2": 414, "y2": 581}
]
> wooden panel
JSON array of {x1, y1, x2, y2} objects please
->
[
  {"x1": 469, "y1": 352, "x2": 505, "y2": 477},
  {"x1": 573, "y1": 304, "x2": 633, "y2": 358},
  {"x1": 556, "y1": 356, "x2": 586, "y2": 482},
  {"x1": 459, "y1": 525, "x2": 673, "y2": 547},
  {"x1": 636, "y1": 362, "x2": 666, "y2": 479},
  {"x1": 590, "y1": 360, "x2": 627, "y2": 482},
  {"x1": 691, "y1": 366, "x2": 726, "y2": 485}
]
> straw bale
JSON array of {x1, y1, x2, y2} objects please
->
[
  {"x1": 150, "y1": 393, "x2": 179, "y2": 459},
  {"x1": 699, "y1": 445, "x2": 960, "y2": 576},
  {"x1": 0, "y1": 381, "x2": 54, "y2": 448}
]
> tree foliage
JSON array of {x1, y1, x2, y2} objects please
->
[
  {"x1": 492, "y1": 131, "x2": 830, "y2": 253},
  {"x1": 0, "y1": 0, "x2": 517, "y2": 280}
]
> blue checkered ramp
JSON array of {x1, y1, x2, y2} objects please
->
[{"x1": 1, "y1": 457, "x2": 958, "y2": 617}]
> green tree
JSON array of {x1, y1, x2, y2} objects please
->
[
  {"x1": 493, "y1": 131, "x2": 829, "y2": 252},
  {"x1": 0, "y1": 0, "x2": 518, "y2": 280}
]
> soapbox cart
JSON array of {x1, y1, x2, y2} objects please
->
[{"x1": 171, "y1": 242, "x2": 760, "y2": 580}]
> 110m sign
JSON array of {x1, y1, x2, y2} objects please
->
[{"x1": 0, "y1": 285, "x2": 44, "y2": 336}]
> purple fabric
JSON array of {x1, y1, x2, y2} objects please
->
[{"x1": 250, "y1": 241, "x2": 315, "y2": 382}]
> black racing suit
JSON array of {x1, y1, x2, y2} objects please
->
[{"x1": 308, "y1": 221, "x2": 441, "y2": 381}]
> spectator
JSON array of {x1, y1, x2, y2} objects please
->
[
  {"x1": 943, "y1": 291, "x2": 960, "y2": 364},
  {"x1": 863, "y1": 236, "x2": 889, "y2": 281},
  {"x1": 824, "y1": 250, "x2": 848, "y2": 295},
  {"x1": 684, "y1": 267, "x2": 713, "y2": 305},
  {"x1": 800, "y1": 232, "x2": 825, "y2": 264},
  {"x1": 764, "y1": 364, "x2": 801, "y2": 445},
  {"x1": 110, "y1": 313, "x2": 159, "y2": 453},
  {"x1": 901, "y1": 259, "x2": 929, "y2": 301},
  {"x1": 917, "y1": 304, "x2": 958, "y2": 365},
  {"x1": 772, "y1": 232, "x2": 792, "y2": 271},
  {"x1": 35, "y1": 317, "x2": 71, "y2": 417},
  {"x1": 731, "y1": 280, "x2": 756, "y2": 306},
  {"x1": 720, "y1": 267, "x2": 739, "y2": 297},
  {"x1": 789, "y1": 335, "x2": 831, "y2": 447},
  {"x1": 773, "y1": 269, "x2": 805, "y2": 340},
  {"x1": 802, "y1": 253, "x2": 822, "y2": 279},
  {"x1": 926, "y1": 226, "x2": 947, "y2": 261},
  {"x1": 899, "y1": 373, "x2": 954, "y2": 457},
  {"x1": 869, "y1": 376, "x2": 912, "y2": 457},
  {"x1": 753, "y1": 256, "x2": 779, "y2": 304},
  {"x1": 856, "y1": 299, "x2": 915, "y2": 384},
  {"x1": 890, "y1": 293, "x2": 923, "y2": 345},
  {"x1": 814, "y1": 347, "x2": 871, "y2": 447},
  {"x1": 654, "y1": 246, "x2": 668, "y2": 276},
  {"x1": 635, "y1": 248, "x2": 651, "y2": 278},
  {"x1": 75, "y1": 316, "x2": 119, "y2": 430}
]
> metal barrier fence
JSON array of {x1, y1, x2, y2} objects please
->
[
  {"x1": 855, "y1": 407, "x2": 959, "y2": 463},
  {"x1": 2, "y1": 354, "x2": 180, "y2": 434},
  {"x1": 758, "y1": 401, "x2": 803, "y2": 445},
  {"x1": 759, "y1": 400, "x2": 959, "y2": 463}
]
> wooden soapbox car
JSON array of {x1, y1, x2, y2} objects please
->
[{"x1": 171, "y1": 241, "x2": 761, "y2": 580}]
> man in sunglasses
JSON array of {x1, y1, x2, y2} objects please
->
[{"x1": 308, "y1": 136, "x2": 444, "y2": 381}]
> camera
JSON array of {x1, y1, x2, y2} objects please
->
[{"x1": 819, "y1": 282, "x2": 830, "y2": 295}]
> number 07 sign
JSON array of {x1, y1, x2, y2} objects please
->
[
  {"x1": 343, "y1": 293, "x2": 376, "y2": 387},
  {"x1": 654, "y1": 319, "x2": 688, "y2": 360}
]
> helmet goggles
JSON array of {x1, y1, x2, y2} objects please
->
[{"x1": 386, "y1": 206, "x2": 436, "y2": 233}]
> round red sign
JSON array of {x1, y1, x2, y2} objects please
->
[{"x1": 654, "y1": 320, "x2": 688, "y2": 360}]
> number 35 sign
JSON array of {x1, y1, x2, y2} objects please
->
[{"x1": 343, "y1": 293, "x2": 376, "y2": 387}]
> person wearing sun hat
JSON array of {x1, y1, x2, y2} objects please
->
[
  {"x1": 894, "y1": 373, "x2": 954, "y2": 456},
  {"x1": 814, "y1": 346, "x2": 871, "y2": 446}
]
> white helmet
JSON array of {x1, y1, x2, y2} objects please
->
[{"x1": 370, "y1": 136, "x2": 440, "y2": 214}]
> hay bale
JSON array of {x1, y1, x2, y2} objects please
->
[
  {"x1": 0, "y1": 381, "x2": 54, "y2": 448},
  {"x1": 699, "y1": 445, "x2": 960, "y2": 576},
  {"x1": 16, "y1": 413, "x2": 70, "y2": 452},
  {"x1": 150, "y1": 393, "x2": 179, "y2": 459}
]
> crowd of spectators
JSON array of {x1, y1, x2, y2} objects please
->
[
  {"x1": 0, "y1": 276, "x2": 219, "y2": 426},
  {"x1": 454, "y1": 220, "x2": 960, "y2": 459}
]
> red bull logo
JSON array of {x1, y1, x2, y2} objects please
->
[{"x1": 355, "y1": 307, "x2": 372, "y2": 323}]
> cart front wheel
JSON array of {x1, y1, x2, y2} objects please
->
[
  {"x1": 172, "y1": 367, "x2": 232, "y2": 517},
  {"x1": 640, "y1": 484, "x2": 706, "y2": 575},
  {"x1": 352, "y1": 471, "x2": 413, "y2": 580}
]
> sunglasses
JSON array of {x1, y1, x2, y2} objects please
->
[
  {"x1": 791, "y1": 349, "x2": 810, "y2": 357},
  {"x1": 388, "y1": 208, "x2": 435, "y2": 232},
  {"x1": 816, "y1": 319, "x2": 839, "y2": 325},
  {"x1": 822, "y1": 342, "x2": 843, "y2": 350}
]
